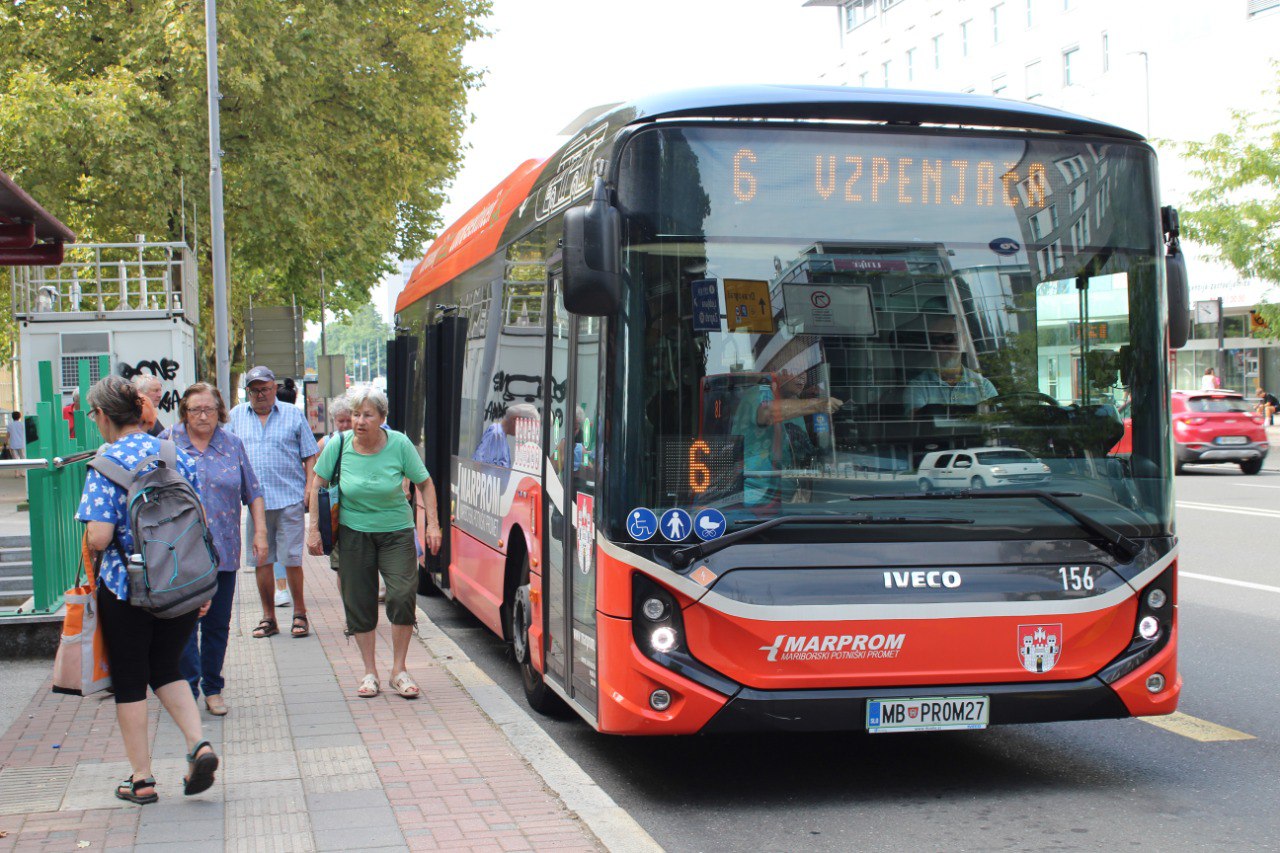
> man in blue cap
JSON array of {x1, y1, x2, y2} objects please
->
[{"x1": 228, "y1": 366, "x2": 320, "y2": 639}]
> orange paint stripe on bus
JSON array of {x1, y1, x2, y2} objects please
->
[{"x1": 396, "y1": 157, "x2": 550, "y2": 313}]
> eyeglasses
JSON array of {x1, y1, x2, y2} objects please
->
[
  {"x1": 248, "y1": 386, "x2": 273, "y2": 396},
  {"x1": 187, "y1": 407, "x2": 218, "y2": 417}
]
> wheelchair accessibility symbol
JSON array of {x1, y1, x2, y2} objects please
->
[{"x1": 627, "y1": 507, "x2": 658, "y2": 541}]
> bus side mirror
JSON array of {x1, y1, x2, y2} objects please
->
[
  {"x1": 563, "y1": 178, "x2": 623, "y2": 316},
  {"x1": 1163, "y1": 205, "x2": 1190, "y2": 349}
]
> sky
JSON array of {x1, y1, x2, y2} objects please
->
[{"x1": 354, "y1": 0, "x2": 837, "y2": 330}]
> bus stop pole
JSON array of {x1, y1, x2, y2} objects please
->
[{"x1": 205, "y1": 0, "x2": 231, "y2": 392}]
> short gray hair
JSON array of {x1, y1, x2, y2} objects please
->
[
  {"x1": 329, "y1": 395, "x2": 353, "y2": 418},
  {"x1": 347, "y1": 386, "x2": 388, "y2": 419},
  {"x1": 132, "y1": 374, "x2": 163, "y2": 393}
]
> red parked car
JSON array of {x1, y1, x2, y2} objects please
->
[{"x1": 1171, "y1": 390, "x2": 1269, "y2": 474}]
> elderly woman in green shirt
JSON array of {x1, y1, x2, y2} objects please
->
[{"x1": 307, "y1": 387, "x2": 441, "y2": 699}]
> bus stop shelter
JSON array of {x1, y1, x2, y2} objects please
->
[{"x1": 0, "y1": 167, "x2": 75, "y2": 266}]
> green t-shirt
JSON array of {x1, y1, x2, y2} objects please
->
[{"x1": 314, "y1": 429, "x2": 430, "y2": 533}]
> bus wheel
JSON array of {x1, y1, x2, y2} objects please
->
[{"x1": 508, "y1": 563, "x2": 564, "y2": 715}]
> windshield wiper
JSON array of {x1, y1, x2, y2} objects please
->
[
  {"x1": 847, "y1": 489, "x2": 1143, "y2": 563},
  {"x1": 670, "y1": 513, "x2": 974, "y2": 569}
]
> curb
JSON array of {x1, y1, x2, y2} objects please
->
[{"x1": 414, "y1": 604, "x2": 663, "y2": 853}]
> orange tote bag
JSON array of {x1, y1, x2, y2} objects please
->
[{"x1": 51, "y1": 533, "x2": 112, "y2": 696}]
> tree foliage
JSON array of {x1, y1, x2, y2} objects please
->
[
  {"x1": 1179, "y1": 74, "x2": 1280, "y2": 337},
  {"x1": 320, "y1": 303, "x2": 392, "y2": 380},
  {"x1": 0, "y1": 0, "x2": 489, "y2": 377}
]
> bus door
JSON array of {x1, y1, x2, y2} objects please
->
[
  {"x1": 422, "y1": 313, "x2": 466, "y2": 594},
  {"x1": 541, "y1": 272, "x2": 600, "y2": 717}
]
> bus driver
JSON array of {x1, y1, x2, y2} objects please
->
[{"x1": 906, "y1": 313, "x2": 997, "y2": 418}]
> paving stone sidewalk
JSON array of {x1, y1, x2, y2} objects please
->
[{"x1": 0, "y1": 553, "x2": 602, "y2": 852}]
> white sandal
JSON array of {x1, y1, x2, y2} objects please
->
[
  {"x1": 356, "y1": 673, "x2": 380, "y2": 698},
  {"x1": 390, "y1": 671, "x2": 420, "y2": 699}
]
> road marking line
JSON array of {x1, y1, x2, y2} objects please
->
[
  {"x1": 1176, "y1": 500, "x2": 1280, "y2": 519},
  {"x1": 1140, "y1": 712, "x2": 1255, "y2": 742},
  {"x1": 1232, "y1": 483, "x2": 1280, "y2": 489},
  {"x1": 1180, "y1": 571, "x2": 1280, "y2": 595}
]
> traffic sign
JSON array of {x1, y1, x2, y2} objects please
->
[{"x1": 723, "y1": 279, "x2": 774, "y2": 334}]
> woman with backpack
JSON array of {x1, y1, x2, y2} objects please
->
[{"x1": 76, "y1": 375, "x2": 219, "y2": 805}]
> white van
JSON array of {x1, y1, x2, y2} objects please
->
[{"x1": 917, "y1": 447, "x2": 1052, "y2": 491}]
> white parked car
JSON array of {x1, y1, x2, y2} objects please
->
[{"x1": 917, "y1": 447, "x2": 1052, "y2": 491}]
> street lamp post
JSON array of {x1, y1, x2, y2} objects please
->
[
  {"x1": 205, "y1": 0, "x2": 230, "y2": 392},
  {"x1": 1129, "y1": 50, "x2": 1151, "y2": 137}
]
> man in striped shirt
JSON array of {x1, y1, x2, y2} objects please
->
[{"x1": 228, "y1": 366, "x2": 320, "y2": 639}]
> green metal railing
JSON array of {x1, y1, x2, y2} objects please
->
[{"x1": 17, "y1": 357, "x2": 107, "y2": 615}]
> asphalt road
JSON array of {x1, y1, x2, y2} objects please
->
[{"x1": 419, "y1": 465, "x2": 1280, "y2": 852}]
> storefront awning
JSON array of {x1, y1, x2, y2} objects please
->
[{"x1": 0, "y1": 167, "x2": 74, "y2": 265}]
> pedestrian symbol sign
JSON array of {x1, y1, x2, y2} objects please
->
[
  {"x1": 723, "y1": 279, "x2": 774, "y2": 334},
  {"x1": 660, "y1": 509, "x2": 692, "y2": 542},
  {"x1": 627, "y1": 507, "x2": 658, "y2": 541}
]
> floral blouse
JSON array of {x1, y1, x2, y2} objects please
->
[
  {"x1": 76, "y1": 433, "x2": 200, "y2": 600},
  {"x1": 160, "y1": 423, "x2": 263, "y2": 572}
]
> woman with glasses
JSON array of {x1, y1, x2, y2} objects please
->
[
  {"x1": 77, "y1": 376, "x2": 218, "y2": 804},
  {"x1": 161, "y1": 383, "x2": 269, "y2": 716}
]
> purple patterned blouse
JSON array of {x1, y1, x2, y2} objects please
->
[{"x1": 160, "y1": 423, "x2": 263, "y2": 572}]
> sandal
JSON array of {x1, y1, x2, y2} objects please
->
[
  {"x1": 291, "y1": 613, "x2": 310, "y2": 638},
  {"x1": 390, "y1": 671, "x2": 421, "y2": 699},
  {"x1": 357, "y1": 673, "x2": 380, "y2": 698},
  {"x1": 183, "y1": 740, "x2": 219, "y2": 796},
  {"x1": 252, "y1": 618, "x2": 278, "y2": 639},
  {"x1": 115, "y1": 775, "x2": 158, "y2": 805}
]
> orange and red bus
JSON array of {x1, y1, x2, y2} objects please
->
[{"x1": 388, "y1": 86, "x2": 1187, "y2": 734}]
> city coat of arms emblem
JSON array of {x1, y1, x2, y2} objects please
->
[{"x1": 1017, "y1": 623, "x2": 1063, "y2": 674}]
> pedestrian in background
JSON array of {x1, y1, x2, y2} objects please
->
[
  {"x1": 307, "y1": 387, "x2": 440, "y2": 699},
  {"x1": 6, "y1": 411, "x2": 25, "y2": 477},
  {"x1": 270, "y1": 377, "x2": 301, "y2": 607},
  {"x1": 1201, "y1": 368, "x2": 1221, "y2": 390},
  {"x1": 161, "y1": 383, "x2": 269, "y2": 716},
  {"x1": 133, "y1": 375, "x2": 166, "y2": 436},
  {"x1": 228, "y1": 366, "x2": 319, "y2": 639},
  {"x1": 1256, "y1": 385, "x2": 1279, "y2": 426},
  {"x1": 306, "y1": 395, "x2": 354, "y2": 575},
  {"x1": 62, "y1": 389, "x2": 78, "y2": 438},
  {"x1": 76, "y1": 375, "x2": 218, "y2": 804}
]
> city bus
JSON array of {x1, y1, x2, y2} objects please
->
[{"x1": 389, "y1": 86, "x2": 1188, "y2": 734}]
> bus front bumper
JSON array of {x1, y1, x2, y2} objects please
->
[{"x1": 701, "y1": 678, "x2": 1130, "y2": 733}]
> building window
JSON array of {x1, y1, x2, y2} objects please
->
[
  {"x1": 1062, "y1": 46, "x2": 1079, "y2": 86},
  {"x1": 859, "y1": 71, "x2": 869, "y2": 86},
  {"x1": 844, "y1": 0, "x2": 876, "y2": 31},
  {"x1": 1101, "y1": 31, "x2": 1109, "y2": 71},
  {"x1": 992, "y1": 4, "x2": 1003, "y2": 43},
  {"x1": 881, "y1": 0, "x2": 904, "y2": 10},
  {"x1": 883, "y1": 59, "x2": 892, "y2": 87},
  {"x1": 906, "y1": 47, "x2": 916, "y2": 81},
  {"x1": 1025, "y1": 60, "x2": 1042, "y2": 99},
  {"x1": 1026, "y1": 0, "x2": 1035, "y2": 28},
  {"x1": 992, "y1": 74, "x2": 1008, "y2": 96},
  {"x1": 933, "y1": 34, "x2": 944, "y2": 68},
  {"x1": 961, "y1": 19, "x2": 971, "y2": 56}
]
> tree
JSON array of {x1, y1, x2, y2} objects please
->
[
  {"x1": 1179, "y1": 74, "x2": 1280, "y2": 337},
  {"x1": 323, "y1": 304, "x2": 392, "y2": 380},
  {"x1": 0, "y1": 0, "x2": 489, "y2": 381}
]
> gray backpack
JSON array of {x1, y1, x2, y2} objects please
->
[{"x1": 88, "y1": 441, "x2": 218, "y2": 618}]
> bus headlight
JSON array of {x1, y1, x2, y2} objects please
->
[
  {"x1": 1138, "y1": 616, "x2": 1161, "y2": 640},
  {"x1": 1146, "y1": 588, "x2": 1167, "y2": 609},
  {"x1": 641, "y1": 597, "x2": 667, "y2": 621},
  {"x1": 650, "y1": 626, "x2": 678, "y2": 653},
  {"x1": 1146, "y1": 673, "x2": 1166, "y2": 693}
]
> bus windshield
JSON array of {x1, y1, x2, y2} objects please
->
[{"x1": 609, "y1": 124, "x2": 1172, "y2": 546}]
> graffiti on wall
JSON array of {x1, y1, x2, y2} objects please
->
[{"x1": 117, "y1": 358, "x2": 183, "y2": 412}]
